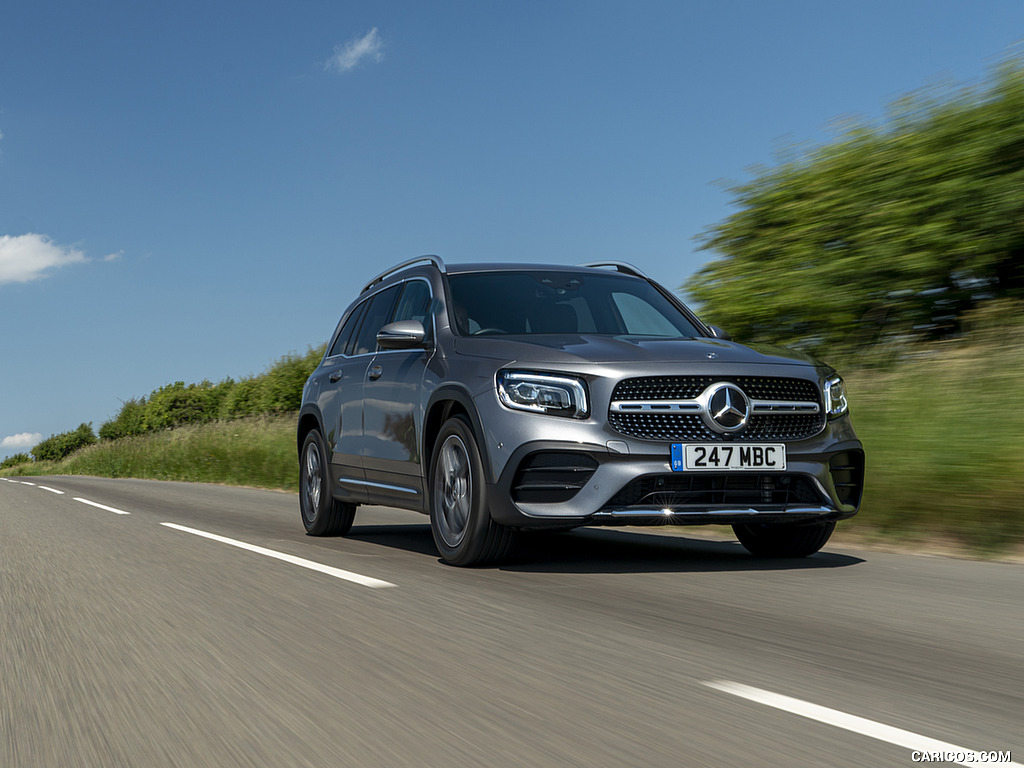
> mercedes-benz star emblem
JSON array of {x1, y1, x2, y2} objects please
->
[{"x1": 703, "y1": 383, "x2": 750, "y2": 433}]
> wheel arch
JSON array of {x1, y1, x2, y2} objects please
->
[
  {"x1": 297, "y1": 405, "x2": 325, "y2": 457},
  {"x1": 423, "y1": 386, "x2": 491, "y2": 482}
]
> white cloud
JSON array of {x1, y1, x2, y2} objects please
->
[
  {"x1": 1, "y1": 433, "x2": 42, "y2": 451},
  {"x1": 326, "y1": 28, "x2": 384, "y2": 73},
  {"x1": 0, "y1": 233, "x2": 87, "y2": 285},
  {"x1": 104, "y1": 250, "x2": 124, "y2": 262}
]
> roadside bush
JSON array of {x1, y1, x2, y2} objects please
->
[
  {"x1": 0, "y1": 453, "x2": 31, "y2": 470},
  {"x1": 99, "y1": 397, "x2": 149, "y2": 441},
  {"x1": 220, "y1": 377, "x2": 263, "y2": 419},
  {"x1": 143, "y1": 380, "x2": 232, "y2": 431},
  {"x1": 32, "y1": 423, "x2": 97, "y2": 462},
  {"x1": 257, "y1": 346, "x2": 324, "y2": 414}
]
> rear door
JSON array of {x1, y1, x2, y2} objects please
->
[{"x1": 318, "y1": 285, "x2": 400, "y2": 502}]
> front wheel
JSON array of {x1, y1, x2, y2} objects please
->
[
  {"x1": 732, "y1": 520, "x2": 835, "y2": 558},
  {"x1": 300, "y1": 429, "x2": 356, "y2": 536},
  {"x1": 428, "y1": 416, "x2": 513, "y2": 566}
]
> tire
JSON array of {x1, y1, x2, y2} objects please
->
[
  {"x1": 428, "y1": 415, "x2": 513, "y2": 566},
  {"x1": 300, "y1": 429, "x2": 356, "y2": 536},
  {"x1": 733, "y1": 520, "x2": 835, "y2": 558}
]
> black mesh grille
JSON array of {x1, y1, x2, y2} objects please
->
[
  {"x1": 603, "y1": 473, "x2": 826, "y2": 509},
  {"x1": 609, "y1": 376, "x2": 825, "y2": 442}
]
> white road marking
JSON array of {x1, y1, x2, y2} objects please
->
[
  {"x1": 705, "y1": 681, "x2": 1021, "y2": 767},
  {"x1": 19, "y1": 481, "x2": 37, "y2": 486},
  {"x1": 73, "y1": 497, "x2": 131, "y2": 515},
  {"x1": 160, "y1": 523, "x2": 396, "y2": 589},
  {"x1": 38, "y1": 486, "x2": 65, "y2": 495}
]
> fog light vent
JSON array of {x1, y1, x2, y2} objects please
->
[
  {"x1": 829, "y1": 451, "x2": 865, "y2": 507},
  {"x1": 512, "y1": 452, "x2": 598, "y2": 504}
]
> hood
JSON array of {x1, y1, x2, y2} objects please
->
[{"x1": 453, "y1": 334, "x2": 819, "y2": 367}]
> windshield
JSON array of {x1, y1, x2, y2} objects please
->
[{"x1": 447, "y1": 271, "x2": 703, "y2": 338}]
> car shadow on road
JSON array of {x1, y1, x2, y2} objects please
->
[
  {"x1": 349, "y1": 523, "x2": 865, "y2": 573},
  {"x1": 504, "y1": 528, "x2": 865, "y2": 573}
]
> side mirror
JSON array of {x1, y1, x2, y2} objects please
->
[
  {"x1": 707, "y1": 325, "x2": 732, "y2": 341},
  {"x1": 377, "y1": 320, "x2": 427, "y2": 349}
]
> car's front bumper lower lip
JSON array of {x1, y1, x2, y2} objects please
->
[{"x1": 588, "y1": 505, "x2": 851, "y2": 527}]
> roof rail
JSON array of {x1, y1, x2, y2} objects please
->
[
  {"x1": 577, "y1": 260, "x2": 649, "y2": 279},
  {"x1": 361, "y1": 255, "x2": 446, "y2": 294}
]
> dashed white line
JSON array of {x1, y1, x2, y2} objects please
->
[
  {"x1": 38, "y1": 486, "x2": 65, "y2": 494},
  {"x1": 73, "y1": 497, "x2": 131, "y2": 515},
  {"x1": 704, "y1": 681, "x2": 1021, "y2": 767},
  {"x1": 19, "y1": 481, "x2": 37, "y2": 486},
  {"x1": 160, "y1": 523, "x2": 396, "y2": 589}
]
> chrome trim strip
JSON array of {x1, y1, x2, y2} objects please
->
[
  {"x1": 610, "y1": 399, "x2": 819, "y2": 414},
  {"x1": 592, "y1": 506, "x2": 834, "y2": 518},
  {"x1": 611, "y1": 401, "x2": 701, "y2": 412},
  {"x1": 339, "y1": 477, "x2": 420, "y2": 495},
  {"x1": 751, "y1": 400, "x2": 820, "y2": 414}
]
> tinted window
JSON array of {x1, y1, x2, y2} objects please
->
[
  {"x1": 611, "y1": 292, "x2": 681, "y2": 336},
  {"x1": 351, "y1": 285, "x2": 400, "y2": 355},
  {"x1": 448, "y1": 271, "x2": 701, "y2": 337},
  {"x1": 328, "y1": 301, "x2": 368, "y2": 357},
  {"x1": 393, "y1": 280, "x2": 432, "y2": 325}
]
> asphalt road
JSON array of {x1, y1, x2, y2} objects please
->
[{"x1": 2, "y1": 476, "x2": 1021, "y2": 768}]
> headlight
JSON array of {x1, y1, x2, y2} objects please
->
[
  {"x1": 497, "y1": 371, "x2": 589, "y2": 419},
  {"x1": 823, "y1": 375, "x2": 849, "y2": 418}
]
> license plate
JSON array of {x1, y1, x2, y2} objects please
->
[{"x1": 671, "y1": 443, "x2": 786, "y2": 471}]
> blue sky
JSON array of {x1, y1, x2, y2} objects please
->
[{"x1": 2, "y1": 0, "x2": 1022, "y2": 458}]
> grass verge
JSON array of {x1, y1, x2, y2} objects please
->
[
  {"x1": 3, "y1": 414, "x2": 299, "y2": 491},
  {"x1": 843, "y1": 332, "x2": 1024, "y2": 556}
]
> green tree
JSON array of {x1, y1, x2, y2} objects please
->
[{"x1": 689, "y1": 59, "x2": 1024, "y2": 354}]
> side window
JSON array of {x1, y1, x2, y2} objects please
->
[
  {"x1": 328, "y1": 302, "x2": 367, "y2": 358},
  {"x1": 392, "y1": 280, "x2": 432, "y2": 326},
  {"x1": 351, "y1": 285, "x2": 400, "y2": 356}
]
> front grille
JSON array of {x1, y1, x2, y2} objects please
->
[
  {"x1": 609, "y1": 376, "x2": 825, "y2": 442},
  {"x1": 602, "y1": 473, "x2": 826, "y2": 509},
  {"x1": 512, "y1": 451, "x2": 599, "y2": 504}
]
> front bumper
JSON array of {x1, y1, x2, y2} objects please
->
[{"x1": 485, "y1": 433, "x2": 864, "y2": 530}]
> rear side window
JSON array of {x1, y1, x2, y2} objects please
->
[
  {"x1": 351, "y1": 285, "x2": 400, "y2": 356},
  {"x1": 328, "y1": 302, "x2": 368, "y2": 358}
]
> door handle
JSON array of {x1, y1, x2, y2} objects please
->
[
  {"x1": 329, "y1": 370, "x2": 342, "y2": 382},
  {"x1": 368, "y1": 364, "x2": 383, "y2": 381}
]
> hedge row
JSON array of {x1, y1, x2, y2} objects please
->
[
  {"x1": 31, "y1": 423, "x2": 97, "y2": 462},
  {"x1": 17, "y1": 346, "x2": 326, "y2": 464},
  {"x1": 1, "y1": 453, "x2": 32, "y2": 470},
  {"x1": 97, "y1": 346, "x2": 325, "y2": 442}
]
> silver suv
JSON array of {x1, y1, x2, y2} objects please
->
[{"x1": 298, "y1": 257, "x2": 864, "y2": 566}]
